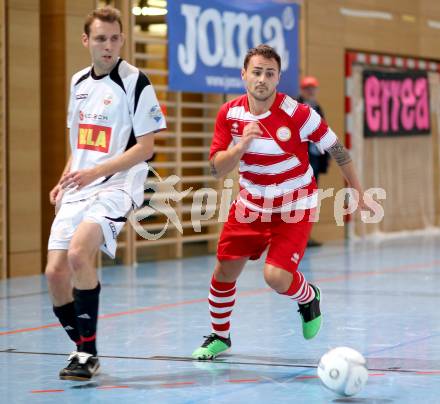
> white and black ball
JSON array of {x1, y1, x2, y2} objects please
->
[{"x1": 317, "y1": 347, "x2": 368, "y2": 397}]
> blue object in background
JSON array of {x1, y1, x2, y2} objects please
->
[{"x1": 168, "y1": 0, "x2": 299, "y2": 95}]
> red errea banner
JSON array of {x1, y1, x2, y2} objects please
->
[{"x1": 363, "y1": 69, "x2": 431, "y2": 137}]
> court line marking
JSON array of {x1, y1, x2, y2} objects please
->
[
  {"x1": 22, "y1": 374, "x2": 392, "y2": 395},
  {"x1": 0, "y1": 291, "x2": 48, "y2": 301},
  {"x1": 0, "y1": 246, "x2": 421, "y2": 300},
  {"x1": 1, "y1": 259, "x2": 439, "y2": 337},
  {"x1": 160, "y1": 381, "x2": 195, "y2": 388},
  {"x1": 227, "y1": 379, "x2": 259, "y2": 383},
  {"x1": 365, "y1": 331, "x2": 440, "y2": 356},
  {"x1": 2, "y1": 350, "x2": 440, "y2": 375}
]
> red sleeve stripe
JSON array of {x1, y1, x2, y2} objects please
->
[
  {"x1": 315, "y1": 129, "x2": 338, "y2": 151},
  {"x1": 299, "y1": 108, "x2": 321, "y2": 140},
  {"x1": 308, "y1": 120, "x2": 329, "y2": 142},
  {"x1": 291, "y1": 104, "x2": 311, "y2": 129}
]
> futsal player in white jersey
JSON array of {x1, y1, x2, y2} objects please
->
[
  {"x1": 192, "y1": 45, "x2": 374, "y2": 359},
  {"x1": 45, "y1": 6, "x2": 165, "y2": 380}
]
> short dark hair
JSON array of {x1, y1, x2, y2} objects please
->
[
  {"x1": 243, "y1": 45, "x2": 281, "y2": 71},
  {"x1": 84, "y1": 6, "x2": 123, "y2": 36}
]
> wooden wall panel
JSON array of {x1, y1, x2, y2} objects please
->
[
  {"x1": 65, "y1": 1, "x2": 95, "y2": 83},
  {"x1": 305, "y1": 0, "x2": 440, "y2": 242},
  {"x1": 41, "y1": 1, "x2": 67, "y2": 266},
  {"x1": 0, "y1": 0, "x2": 6, "y2": 279},
  {"x1": 130, "y1": 23, "x2": 226, "y2": 263},
  {"x1": 40, "y1": 1, "x2": 95, "y2": 271},
  {"x1": 420, "y1": 1, "x2": 440, "y2": 16},
  {"x1": 7, "y1": 0, "x2": 41, "y2": 276},
  {"x1": 3, "y1": 0, "x2": 440, "y2": 276}
]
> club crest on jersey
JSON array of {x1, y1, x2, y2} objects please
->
[
  {"x1": 77, "y1": 124, "x2": 111, "y2": 153},
  {"x1": 103, "y1": 94, "x2": 113, "y2": 105},
  {"x1": 231, "y1": 122, "x2": 239, "y2": 133},
  {"x1": 149, "y1": 105, "x2": 163, "y2": 123},
  {"x1": 276, "y1": 126, "x2": 291, "y2": 141},
  {"x1": 79, "y1": 110, "x2": 84, "y2": 121}
]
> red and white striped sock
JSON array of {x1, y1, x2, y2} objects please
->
[
  {"x1": 208, "y1": 276, "x2": 236, "y2": 339},
  {"x1": 281, "y1": 272, "x2": 315, "y2": 304}
]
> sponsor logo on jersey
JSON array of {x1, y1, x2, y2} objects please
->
[
  {"x1": 76, "y1": 93, "x2": 88, "y2": 100},
  {"x1": 77, "y1": 124, "x2": 111, "y2": 153},
  {"x1": 149, "y1": 105, "x2": 163, "y2": 123},
  {"x1": 79, "y1": 110, "x2": 109, "y2": 122},
  {"x1": 103, "y1": 94, "x2": 113, "y2": 105},
  {"x1": 276, "y1": 126, "x2": 291, "y2": 141}
]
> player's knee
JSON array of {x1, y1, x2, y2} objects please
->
[
  {"x1": 264, "y1": 271, "x2": 283, "y2": 292},
  {"x1": 214, "y1": 266, "x2": 229, "y2": 282},
  {"x1": 45, "y1": 262, "x2": 68, "y2": 285},
  {"x1": 67, "y1": 246, "x2": 89, "y2": 272},
  {"x1": 264, "y1": 267, "x2": 292, "y2": 293},
  {"x1": 214, "y1": 262, "x2": 240, "y2": 283}
]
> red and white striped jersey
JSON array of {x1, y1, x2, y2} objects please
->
[{"x1": 210, "y1": 93, "x2": 338, "y2": 213}]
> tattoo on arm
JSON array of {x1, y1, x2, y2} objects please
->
[
  {"x1": 327, "y1": 140, "x2": 352, "y2": 166},
  {"x1": 210, "y1": 154, "x2": 218, "y2": 177}
]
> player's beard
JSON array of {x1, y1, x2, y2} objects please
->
[
  {"x1": 93, "y1": 54, "x2": 117, "y2": 75},
  {"x1": 249, "y1": 86, "x2": 276, "y2": 102}
]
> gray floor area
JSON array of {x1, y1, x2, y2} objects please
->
[{"x1": 1, "y1": 234, "x2": 440, "y2": 403}]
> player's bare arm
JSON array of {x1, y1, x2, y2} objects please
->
[
  {"x1": 327, "y1": 139, "x2": 374, "y2": 213},
  {"x1": 60, "y1": 134, "x2": 154, "y2": 190},
  {"x1": 327, "y1": 139, "x2": 352, "y2": 166},
  {"x1": 210, "y1": 122, "x2": 261, "y2": 178},
  {"x1": 49, "y1": 156, "x2": 72, "y2": 204}
]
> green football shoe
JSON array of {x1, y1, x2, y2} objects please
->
[
  {"x1": 192, "y1": 333, "x2": 231, "y2": 360},
  {"x1": 297, "y1": 284, "x2": 322, "y2": 340}
]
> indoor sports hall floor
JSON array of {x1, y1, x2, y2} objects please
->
[{"x1": 1, "y1": 233, "x2": 440, "y2": 403}]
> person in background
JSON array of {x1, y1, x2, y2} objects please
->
[{"x1": 297, "y1": 76, "x2": 330, "y2": 247}]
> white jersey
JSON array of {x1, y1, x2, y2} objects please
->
[{"x1": 63, "y1": 58, "x2": 166, "y2": 206}]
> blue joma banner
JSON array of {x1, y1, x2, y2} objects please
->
[{"x1": 167, "y1": 0, "x2": 300, "y2": 95}]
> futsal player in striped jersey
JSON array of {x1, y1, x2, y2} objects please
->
[{"x1": 192, "y1": 45, "x2": 374, "y2": 360}]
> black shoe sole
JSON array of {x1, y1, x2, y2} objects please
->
[
  {"x1": 59, "y1": 366, "x2": 100, "y2": 381},
  {"x1": 59, "y1": 375, "x2": 93, "y2": 381}
]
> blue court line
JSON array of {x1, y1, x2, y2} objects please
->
[{"x1": 365, "y1": 331, "x2": 440, "y2": 357}]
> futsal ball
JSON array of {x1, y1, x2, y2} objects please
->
[{"x1": 317, "y1": 347, "x2": 368, "y2": 397}]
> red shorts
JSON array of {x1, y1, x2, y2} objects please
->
[{"x1": 217, "y1": 201, "x2": 314, "y2": 273}]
